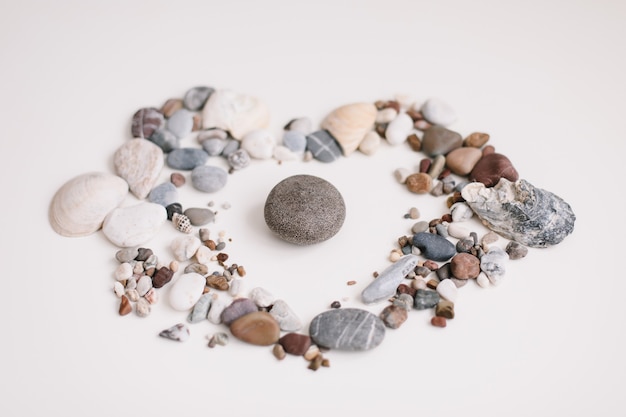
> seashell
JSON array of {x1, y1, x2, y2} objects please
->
[
  {"x1": 49, "y1": 172, "x2": 129, "y2": 237},
  {"x1": 102, "y1": 202, "x2": 167, "y2": 248},
  {"x1": 113, "y1": 139, "x2": 164, "y2": 199},
  {"x1": 321, "y1": 102, "x2": 377, "y2": 156},
  {"x1": 172, "y1": 213, "x2": 193, "y2": 234},
  {"x1": 201, "y1": 89, "x2": 270, "y2": 139},
  {"x1": 461, "y1": 178, "x2": 576, "y2": 248}
]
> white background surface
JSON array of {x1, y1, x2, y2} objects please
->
[{"x1": 1, "y1": 1, "x2": 624, "y2": 416}]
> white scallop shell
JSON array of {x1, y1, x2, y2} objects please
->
[
  {"x1": 321, "y1": 102, "x2": 377, "y2": 156},
  {"x1": 49, "y1": 172, "x2": 129, "y2": 237},
  {"x1": 201, "y1": 89, "x2": 270, "y2": 140}
]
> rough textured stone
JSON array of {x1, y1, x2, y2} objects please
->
[
  {"x1": 413, "y1": 289, "x2": 440, "y2": 310},
  {"x1": 506, "y1": 241, "x2": 529, "y2": 259},
  {"x1": 406, "y1": 172, "x2": 432, "y2": 194},
  {"x1": 309, "y1": 308, "x2": 385, "y2": 351},
  {"x1": 114, "y1": 139, "x2": 164, "y2": 200},
  {"x1": 462, "y1": 178, "x2": 576, "y2": 247},
  {"x1": 264, "y1": 175, "x2": 345, "y2": 245},
  {"x1": 379, "y1": 305, "x2": 408, "y2": 329},
  {"x1": 450, "y1": 252, "x2": 480, "y2": 279}
]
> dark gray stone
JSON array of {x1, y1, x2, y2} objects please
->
[
  {"x1": 166, "y1": 203, "x2": 183, "y2": 220},
  {"x1": 412, "y1": 232, "x2": 456, "y2": 261},
  {"x1": 148, "y1": 182, "x2": 178, "y2": 207},
  {"x1": 183, "y1": 86, "x2": 214, "y2": 111},
  {"x1": 305, "y1": 130, "x2": 342, "y2": 163},
  {"x1": 166, "y1": 148, "x2": 209, "y2": 170},
  {"x1": 264, "y1": 174, "x2": 345, "y2": 245},
  {"x1": 191, "y1": 165, "x2": 228, "y2": 193},
  {"x1": 309, "y1": 308, "x2": 385, "y2": 351},
  {"x1": 414, "y1": 289, "x2": 440, "y2": 310},
  {"x1": 461, "y1": 178, "x2": 576, "y2": 248}
]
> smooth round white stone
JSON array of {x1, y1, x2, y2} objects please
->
[
  {"x1": 102, "y1": 202, "x2": 166, "y2": 248},
  {"x1": 171, "y1": 235, "x2": 202, "y2": 262},
  {"x1": 168, "y1": 273, "x2": 206, "y2": 311},
  {"x1": 447, "y1": 222, "x2": 471, "y2": 239},
  {"x1": 194, "y1": 245, "x2": 212, "y2": 264},
  {"x1": 358, "y1": 131, "x2": 381, "y2": 155},
  {"x1": 241, "y1": 129, "x2": 276, "y2": 159},
  {"x1": 421, "y1": 98, "x2": 457, "y2": 126},
  {"x1": 436, "y1": 278, "x2": 458, "y2": 303},
  {"x1": 385, "y1": 112, "x2": 414, "y2": 145}
]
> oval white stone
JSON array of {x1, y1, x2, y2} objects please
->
[
  {"x1": 436, "y1": 278, "x2": 458, "y2": 303},
  {"x1": 385, "y1": 112, "x2": 414, "y2": 146},
  {"x1": 421, "y1": 97, "x2": 457, "y2": 126},
  {"x1": 102, "y1": 202, "x2": 166, "y2": 248},
  {"x1": 241, "y1": 129, "x2": 276, "y2": 159},
  {"x1": 168, "y1": 273, "x2": 206, "y2": 311},
  {"x1": 171, "y1": 235, "x2": 202, "y2": 262}
]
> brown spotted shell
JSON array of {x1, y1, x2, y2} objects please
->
[{"x1": 172, "y1": 213, "x2": 193, "y2": 234}]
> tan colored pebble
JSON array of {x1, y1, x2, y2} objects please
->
[
  {"x1": 161, "y1": 98, "x2": 183, "y2": 117},
  {"x1": 407, "y1": 133, "x2": 421, "y2": 152},
  {"x1": 144, "y1": 287, "x2": 158, "y2": 304},
  {"x1": 347, "y1": 280, "x2": 357, "y2": 286},
  {"x1": 405, "y1": 172, "x2": 432, "y2": 194},
  {"x1": 169, "y1": 260, "x2": 179, "y2": 273},
  {"x1": 192, "y1": 113, "x2": 202, "y2": 131},
  {"x1": 481, "y1": 231, "x2": 499, "y2": 245},
  {"x1": 409, "y1": 207, "x2": 420, "y2": 219},
  {"x1": 411, "y1": 278, "x2": 427, "y2": 290},
  {"x1": 206, "y1": 275, "x2": 229, "y2": 291},
  {"x1": 394, "y1": 167, "x2": 411, "y2": 184},
  {"x1": 308, "y1": 354, "x2": 324, "y2": 371},
  {"x1": 426, "y1": 279, "x2": 439, "y2": 289},
  {"x1": 389, "y1": 250, "x2": 402, "y2": 262},
  {"x1": 230, "y1": 311, "x2": 280, "y2": 346},
  {"x1": 464, "y1": 132, "x2": 490, "y2": 148},
  {"x1": 304, "y1": 345, "x2": 321, "y2": 361},
  {"x1": 236, "y1": 265, "x2": 246, "y2": 277},
  {"x1": 445, "y1": 147, "x2": 483, "y2": 176},
  {"x1": 273, "y1": 344, "x2": 286, "y2": 360}
]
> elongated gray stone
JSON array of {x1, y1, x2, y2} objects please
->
[
  {"x1": 166, "y1": 148, "x2": 209, "y2": 170},
  {"x1": 361, "y1": 254, "x2": 418, "y2": 304},
  {"x1": 309, "y1": 308, "x2": 385, "y2": 351},
  {"x1": 461, "y1": 178, "x2": 576, "y2": 248},
  {"x1": 187, "y1": 293, "x2": 212, "y2": 324},
  {"x1": 412, "y1": 232, "x2": 456, "y2": 261}
]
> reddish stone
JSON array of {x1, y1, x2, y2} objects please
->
[
  {"x1": 431, "y1": 316, "x2": 447, "y2": 327},
  {"x1": 278, "y1": 333, "x2": 311, "y2": 355},
  {"x1": 450, "y1": 253, "x2": 480, "y2": 279}
]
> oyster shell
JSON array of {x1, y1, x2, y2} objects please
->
[
  {"x1": 461, "y1": 178, "x2": 575, "y2": 248},
  {"x1": 49, "y1": 172, "x2": 129, "y2": 237},
  {"x1": 321, "y1": 102, "x2": 377, "y2": 156}
]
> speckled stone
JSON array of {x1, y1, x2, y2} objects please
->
[
  {"x1": 450, "y1": 252, "x2": 481, "y2": 279},
  {"x1": 264, "y1": 175, "x2": 345, "y2": 245},
  {"x1": 309, "y1": 308, "x2": 385, "y2": 351},
  {"x1": 166, "y1": 148, "x2": 209, "y2": 170},
  {"x1": 413, "y1": 289, "x2": 440, "y2": 310},
  {"x1": 505, "y1": 241, "x2": 529, "y2": 259},
  {"x1": 191, "y1": 165, "x2": 228, "y2": 193}
]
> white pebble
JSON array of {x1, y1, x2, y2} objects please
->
[
  {"x1": 476, "y1": 272, "x2": 490, "y2": 288},
  {"x1": 195, "y1": 245, "x2": 212, "y2": 264},
  {"x1": 114, "y1": 262, "x2": 133, "y2": 281},
  {"x1": 113, "y1": 281, "x2": 125, "y2": 297},
  {"x1": 450, "y1": 202, "x2": 474, "y2": 222},
  {"x1": 241, "y1": 129, "x2": 276, "y2": 159},
  {"x1": 168, "y1": 272, "x2": 206, "y2": 311},
  {"x1": 136, "y1": 297, "x2": 151, "y2": 317},
  {"x1": 249, "y1": 287, "x2": 276, "y2": 308},
  {"x1": 136, "y1": 275, "x2": 153, "y2": 297},
  {"x1": 358, "y1": 131, "x2": 381, "y2": 155},
  {"x1": 447, "y1": 222, "x2": 471, "y2": 239},
  {"x1": 273, "y1": 145, "x2": 299, "y2": 162},
  {"x1": 126, "y1": 288, "x2": 140, "y2": 302},
  {"x1": 436, "y1": 279, "x2": 458, "y2": 303},
  {"x1": 269, "y1": 299, "x2": 302, "y2": 332},
  {"x1": 421, "y1": 97, "x2": 457, "y2": 126},
  {"x1": 376, "y1": 107, "x2": 398, "y2": 124},
  {"x1": 207, "y1": 294, "x2": 228, "y2": 324},
  {"x1": 385, "y1": 112, "x2": 414, "y2": 146},
  {"x1": 171, "y1": 235, "x2": 202, "y2": 262},
  {"x1": 228, "y1": 278, "x2": 244, "y2": 297}
]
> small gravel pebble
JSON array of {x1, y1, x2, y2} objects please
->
[
  {"x1": 207, "y1": 332, "x2": 229, "y2": 348},
  {"x1": 506, "y1": 241, "x2": 528, "y2": 259},
  {"x1": 431, "y1": 316, "x2": 447, "y2": 327}
]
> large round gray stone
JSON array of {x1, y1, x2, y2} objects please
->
[{"x1": 264, "y1": 175, "x2": 345, "y2": 245}]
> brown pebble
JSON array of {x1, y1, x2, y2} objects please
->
[
  {"x1": 405, "y1": 108, "x2": 423, "y2": 121},
  {"x1": 273, "y1": 344, "x2": 286, "y2": 360},
  {"x1": 169, "y1": 260, "x2": 179, "y2": 273},
  {"x1": 152, "y1": 267, "x2": 174, "y2": 288},
  {"x1": 445, "y1": 147, "x2": 483, "y2": 176},
  {"x1": 119, "y1": 295, "x2": 132, "y2": 316},
  {"x1": 406, "y1": 172, "x2": 432, "y2": 194},
  {"x1": 216, "y1": 253, "x2": 229, "y2": 263},
  {"x1": 205, "y1": 239, "x2": 217, "y2": 250},
  {"x1": 435, "y1": 300, "x2": 455, "y2": 319},
  {"x1": 206, "y1": 275, "x2": 229, "y2": 291},
  {"x1": 230, "y1": 311, "x2": 280, "y2": 346},
  {"x1": 279, "y1": 333, "x2": 312, "y2": 356},
  {"x1": 170, "y1": 172, "x2": 186, "y2": 187},
  {"x1": 236, "y1": 265, "x2": 246, "y2": 277},
  {"x1": 482, "y1": 145, "x2": 496, "y2": 156},
  {"x1": 423, "y1": 260, "x2": 439, "y2": 271},
  {"x1": 431, "y1": 316, "x2": 447, "y2": 327},
  {"x1": 308, "y1": 354, "x2": 324, "y2": 371},
  {"x1": 192, "y1": 113, "x2": 203, "y2": 131},
  {"x1": 407, "y1": 133, "x2": 422, "y2": 152},
  {"x1": 379, "y1": 304, "x2": 408, "y2": 329},
  {"x1": 396, "y1": 283, "x2": 417, "y2": 297},
  {"x1": 464, "y1": 132, "x2": 490, "y2": 148},
  {"x1": 470, "y1": 152, "x2": 519, "y2": 187},
  {"x1": 419, "y1": 158, "x2": 431, "y2": 173},
  {"x1": 450, "y1": 252, "x2": 481, "y2": 279},
  {"x1": 441, "y1": 213, "x2": 453, "y2": 223},
  {"x1": 375, "y1": 123, "x2": 387, "y2": 138},
  {"x1": 347, "y1": 280, "x2": 357, "y2": 286},
  {"x1": 426, "y1": 279, "x2": 440, "y2": 289},
  {"x1": 415, "y1": 120, "x2": 432, "y2": 131},
  {"x1": 160, "y1": 98, "x2": 183, "y2": 118}
]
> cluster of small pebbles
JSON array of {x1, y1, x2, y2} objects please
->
[{"x1": 49, "y1": 85, "x2": 575, "y2": 370}]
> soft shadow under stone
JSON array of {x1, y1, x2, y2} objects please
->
[{"x1": 263, "y1": 174, "x2": 346, "y2": 245}]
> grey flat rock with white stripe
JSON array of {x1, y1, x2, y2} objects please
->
[
  {"x1": 309, "y1": 308, "x2": 385, "y2": 351},
  {"x1": 305, "y1": 130, "x2": 342, "y2": 163}
]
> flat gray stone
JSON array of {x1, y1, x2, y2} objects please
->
[
  {"x1": 183, "y1": 207, "x2": 215, "y2": 225},
  {"x1": 309, "y1": 308, "x2": 385, "y2": 351},
  {"x1": 412, "y1": 232, "x2": 456, "y2": 261},
  {"x1": 148, "y1": 182, "x2": 178, "y2": 207},
  {"x1": 361, "y1": 255, "x2": 418, "y2": 304},
  {"x1": 183, "y1": 86, "x2": 214, "y2": 111},
  {"x1": 148, "y1": 128, "x2": 180, "y2": 153},
  {"x1": 264, "y1": 174, "x2": 345, "y2": 245},
  {"x1": 191, "y1": 165, "x2": 228, "y2": 193},
  {"x1": 167, "y1": 109, "x2": 195, "y2": 139},
  {"x1": 305, "y1": 130, "x2": 342, "y2": 163},
  {"x1": 167, "y1": 148, "x2": 209, "y2": 170}
]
